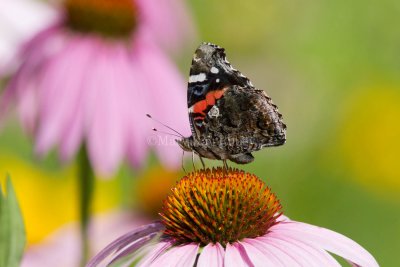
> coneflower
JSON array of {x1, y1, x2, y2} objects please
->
[{"x1": 88, "y1": 168, "x2": 378, "y2": 267}]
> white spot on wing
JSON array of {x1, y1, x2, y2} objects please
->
[
  {"x1": 189, "y1": 73, "x2": 207, "y2": 83},
  {"x1": 211, "y1": 67, "x2": 219, "y2": 74},
  {"x1": 208, "y1": 105, "x2": 220, "y2": 118},
  {"x1": 216, "y1": 78, "x2": 220, "y2": 83}
]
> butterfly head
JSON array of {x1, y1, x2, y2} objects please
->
[{"x1": 176, "y1": 137, "x2": 194, "y2": 153}]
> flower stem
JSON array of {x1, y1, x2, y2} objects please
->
[{"x1": 78, "y1": 146, "x2": 95, "y2": 267}]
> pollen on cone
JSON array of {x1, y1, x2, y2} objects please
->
[{"x1": 160, "y1": 167, "x2": 282, "y2": 246}]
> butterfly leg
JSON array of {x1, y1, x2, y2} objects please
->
[
  {"x1": 192, "y1": 152, "x2": 197, "y2": 171},
  {"x1": 199, "y1": 156, "x2": 206, "y2": 169},
  {"x1": 181, "y1": 150, "x2": 187, "y2": 174},
  {"x1": 223, "y1": 160, "x2": 229, "y2": 170}
]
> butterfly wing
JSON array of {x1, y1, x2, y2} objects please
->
[
  {"x1": 186, "y1": 43, "x2": 286, "y2": 161},
  {"x1": 187, "y1": 43, "x2": 250, "y2": 138}
]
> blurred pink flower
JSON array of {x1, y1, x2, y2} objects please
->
[
  {"x1": 88, "y1": 168, "x2": 379, "y2": 267},
  {"x1": 0, "y1": 0, "x2": 194, "y2": 175}
]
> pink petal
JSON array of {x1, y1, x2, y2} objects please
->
[
  {"x1": 134, "y1": 37, "x2": 190, "y2": 169},
  {"x1": 85, "y1": 42, "x2": 125, "y2": 175},
  {"x1": 2, "y1": 26, "x2": 63, "y2": 133},
  {"x1": 136, "y1": 242, "x2": 173, "y2": 267},
  {"x1": 135, "y1": 39, "x2": 190, "y2": 135},
  {"x1": 87, "y1": 221, "x2": 164, "y2": 267},
  {"x1": 58, "y1": 108, "x2": 83, "y2": 161},
  {"x1": 197, "y1": 243, "x2": 225, "y2": 267},
  {"x1": 0, "y1": 82, "x2": 18, "y2": 130},
  {"x1": 260, "y1": 234, "x2": 340, "y2": 267},
  {"x1": 59, "y1": 38, "x2": 100, "y2": 161},
  {"x1": 135, "y1": 0, "x2": 195, "y2": 51},
  {"x1": 224, "y1": 243, "x2": 253, "y2": 267},
  {"x1": 149, "y1": 243, "x2": 199, "y2": 267},
  {"x1": 113, "y1": 44, "x2": 150, "y2": 168},
  {"x1": 270, "y1": 215, "x2": 341, "y2": 266},
  {"x1": 16, "y1": 82, "x2": 37, "y2": 134},
  {"x1": 240, "y1": 240, "x2": 285, "y2": 267},
  {"x1": 34, "y1": 36, "x2": 83, "y2": 155},
  {"x1": 276, "y1": 214, "x2": 290, "y2": 222},
  {"x1": 271, "y1": 221, "x2": 379, "y2": 267}
]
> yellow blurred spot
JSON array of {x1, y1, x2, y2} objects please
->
[
  {"x1": 338, "y1": 86, "x2": 400, "y2": 192},
  {"x1": 0, "y1": 155, "x2": 120, "y2": 244},
  {"x1": 134, "y1": 166, "x2": 181, "y2": 218}
]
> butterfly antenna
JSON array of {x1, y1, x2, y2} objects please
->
[
  {"x1": 152, "y1": 128, "x2": 181, "y2": 138},
  {"x1": 146, "y1": 114, "x2": 184, "y2": 137}
]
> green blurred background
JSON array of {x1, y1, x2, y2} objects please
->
[{"x1": 1, "y1": 0, "x2": 399, "y2": 266}]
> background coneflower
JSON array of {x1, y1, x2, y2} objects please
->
[
  {"x1": 0, "y1": 0, "x2": 195, "y2": 264},
  {"x1": 0, "y1": 0, "x2": 194, "y2": 175}
]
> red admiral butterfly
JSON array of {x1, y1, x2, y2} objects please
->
[{"x1": 176, "y1": 43, "x2": 286, "y2": 167}]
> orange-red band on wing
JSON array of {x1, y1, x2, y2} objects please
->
[
  {"x1": 214, "y1": 89, "x2": 225, "y2": 100},
  {"x1": 206, "y1": 92, "x2": 216, "y2": 106},
  {"x1": 193, "y1": 100, "x2": 207, "y2": 115},
  {"x1": 191, "y1": 88, "x2": 227, "y2": 116}
]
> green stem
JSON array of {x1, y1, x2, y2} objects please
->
[{"x1": 78, "y1": 146, "x2": 95, "y2": 267}]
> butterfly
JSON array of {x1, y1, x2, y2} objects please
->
[{"x1": 176, "y1": 43, "x2": 286, "y2": 167}]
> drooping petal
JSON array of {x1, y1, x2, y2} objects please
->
[
  {"x1": 136, "y1": 242, "x2": 173, "y2": 267},
  {"x1": 114, "y1": 43, "x2": 150, "y2": 168},
  {"x1": 134, "y1": 36, "x2": 190, "y2": 169},
  {"x1": 107, "y1": 232, "x2": 159, "y2": 266},
  {"x1": 58, "y1": 38, "x2": 99, "y2": 161},
  {"x1": 148, "y1": 243, "x2": 199, "y2": 267},
  {"x1": 3, "y1": 26, "x2": 64, "y2": 133},
  {"x1": 85, "y1": 41, "x2": 126, "y2": 175},
  {"x1": 135, "y1": 38, "x2": 189, "y2": 134},
  {"x1": 34, "y1": 36, "x2": 84, "y2": 155},
  {"x1": 270, "y1": 221, "x2": 379, "y2": 267},
  {"x1": 86, "y1": 222, "x2": 164, "y2": 267},
  {"x1": 197, "y1": 243, "x2": 225, "y2": 267},
  {"x1": 15, "y1": 82, "x2": 37, "y2": 134}
]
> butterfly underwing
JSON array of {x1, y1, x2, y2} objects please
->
[{"x1": 176, "y1": 43, "x2": 286, "y2": 164}]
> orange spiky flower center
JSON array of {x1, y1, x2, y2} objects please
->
[
  {"x1": 160, "y1": 168, "x2": 282, "y2": 247},
  {"x1": 65, "y1": 0, "x2": 137, "y2": 38}
]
